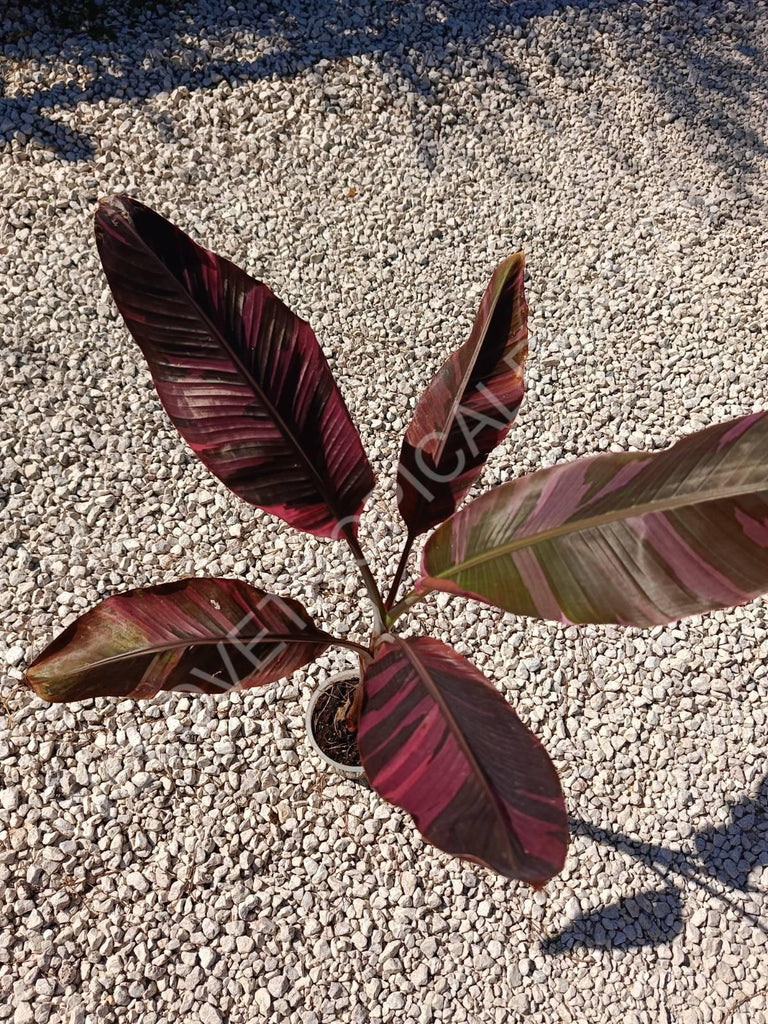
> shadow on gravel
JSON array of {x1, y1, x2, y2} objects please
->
[
  {"x1": 0, "y1": 0, "x2": 765, "y2": 169},
  {"x1": 543, "y1": 774, "x2": 768, "y2": 953},
  {"x1": 542, "y1": 886, "x2": 684, "y2": 951}
]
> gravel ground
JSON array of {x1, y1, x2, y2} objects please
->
[{"x1": 1, "y1": 1, "x2": 767, "y2": 1022}]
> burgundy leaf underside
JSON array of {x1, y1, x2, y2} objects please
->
[
  {"x1": 357, "y1": 636, "x2": 567, "y2": 884},
  {"x1": 95, "y1": 196, "x2": 374, "y2": 539},
  {"x1": 26, "y1": 578, "x2": 329, "y2": 702},
  {"x1": 397, "y1": 253, "x2": 528, "y2": 536}
]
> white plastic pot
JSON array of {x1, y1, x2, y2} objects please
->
[{"x1": 305, "y1": 671, "x2": 366, "y2": 781}]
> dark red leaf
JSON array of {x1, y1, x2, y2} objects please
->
[
  {"x1": 26, "y1": 578, "x2": 329, "y2": 702},
  {"x1": 357, "y1": 636, "x2": 567, "y2": 884},
  {"x1": 397, "y1": 253, "x2": 528, "y2": 536},
  {"x1": 95, "y1": 196, "x2": 374, "y2": 539}
]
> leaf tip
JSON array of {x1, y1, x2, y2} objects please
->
[{"x1": 24, "y1": 666, "x2": 54, "y2": 704}]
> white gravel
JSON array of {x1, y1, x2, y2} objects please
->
[{"x1": 1, "y1": 1, "x2": 767, "y2": 1022}]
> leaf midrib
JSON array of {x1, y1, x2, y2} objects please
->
[
  {"x1": 49, "y1": 632, "x2": 329, "y2": 674},
  {"x1": 396, "y1": 638, "x2": 524, "y2": 866}
]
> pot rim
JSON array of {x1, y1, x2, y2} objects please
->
[{"x1": 305, "y1": 670, "x2": 366, "y2": 780}]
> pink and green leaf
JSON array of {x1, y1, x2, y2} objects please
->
[
  {"x1": 26, "y1": 578, "x2": 330, "y2": 702},
  {"x1": 420, "y1": 411, "x2": 768, "y2": 626},
  {"x1": 396, "y1": 253, "x2": 528, "y2": 536},
  {"x1": 357, "y1": 636, "x2": 567, "y2": 884},
  {"x1": 95, "y1": 196, "x2": 374, "y2": 540}
]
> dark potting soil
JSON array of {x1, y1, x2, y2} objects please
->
[{"x1": 311, "y1": 676, "x2": 362, "y2": 768}]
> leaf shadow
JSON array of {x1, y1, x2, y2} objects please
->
[
  {"x1": 695, "y1": 774, "x2": 768, "y2": 891},
  {"x1": 542, "y1": 885, "x2": 684, "y2": 952},
  {"x1": 543, "y1": 774, "x2": 768, "y2": 953}
]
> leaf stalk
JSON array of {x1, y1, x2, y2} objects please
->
[
  {"x1": 385, "y1": 532, "x2": 415, "y2": 611},
  {"x1": 386, "y1": 586, "x2": 431, "y2": 627},
  {"x1": 342, "y1": 525, "x2": 387, "y2": 634}
]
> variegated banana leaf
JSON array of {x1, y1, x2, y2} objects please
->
[
  {"x1": 95, "y1": 196, "x2": 374, "y2": 539},
  {"x1": 397, "y1": 253, "x2": 528, "y2": 536},
  {"x1": 26, "y1": 578, "x2": 330, "y2": 702},
  {"x1": 357, "y1": 635, "x2": 567, "y2": 884},
  {"x1": 420, "y1": 412, "x2": 768, "y2": 626}
]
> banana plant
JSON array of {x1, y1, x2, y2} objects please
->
[{"x1": 26, "y1": 196, "x2": 768, "y2": 887}]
